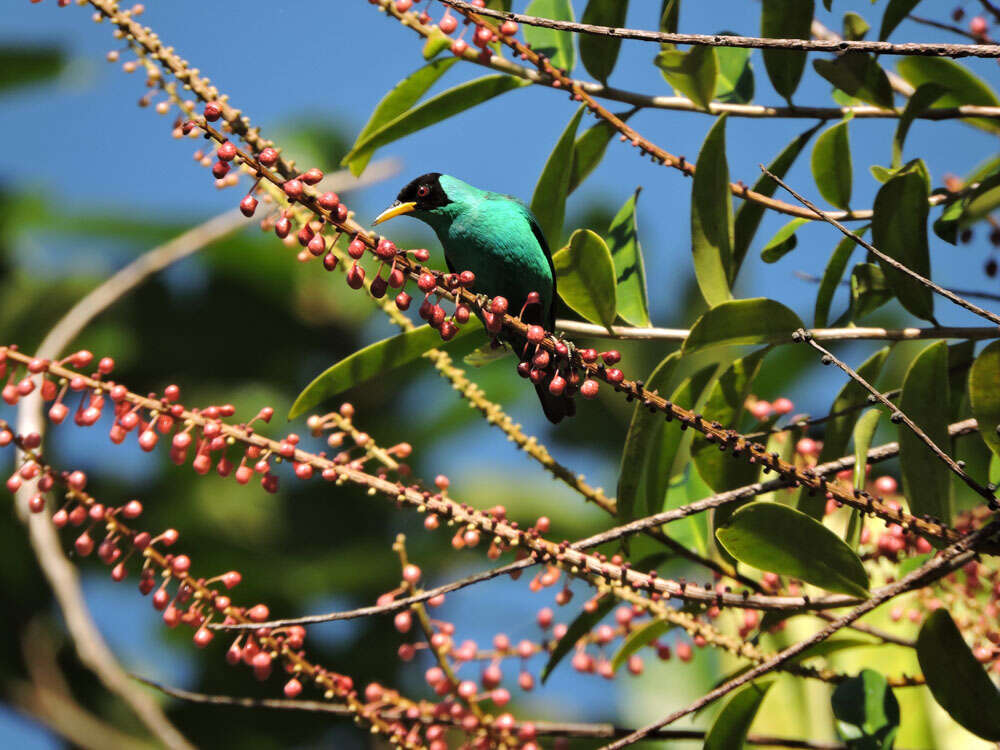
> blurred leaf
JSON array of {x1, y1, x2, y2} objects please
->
[
  {"x1": 714, "y1": 43, "x2": 754, "y2": 104},
  {"x1": 580, "y1": 0, "x2": 629, "y2": 83},
  {"x1": 899, "y1": 341, "x2": 952, "y2": 522},
  {"x1": 532, "y1": 106, "x2": 585, "y2": 247},
  {"x1": 896, "y1": 57, "x2": 1000, "y2": 132},
  {"x1": 683, "y1": 298, "x2": 803, "y2": 354},
  {"x1": 734, "y1": 124, "x2": 820, "y2": 277},
  {"x1": 618, "y1": 352, "x2": 681, "y2": 522},
  {"x1": 933, "y1": 169, "x2": 1000, "y2": 245},
  {"x1": 660, "y1": 0, "x2": 680, "y2": 34},
  {"x1": 524, "y1": 0, "x2": 576, "y2": 71},
  {"x1": 832, "y1": 669, "x2": 900, "y2": 749},
  {"x1": 344, "y1": 59, "x2": 458, "y2": 176},
  {"x1": 799, "y1": 347, "x2": 889, "y2": 518},
  {"x1": 691, "y1": 115, "x2": 734, "y2": 306},
  {"x1": 422, "y1": 28, "x2": 454, "y2": 59},
  {"x1": 761, "y1": 218, "x2": 808, "y2": 263},
  {"x1": 0, "y1": 46, "x2": 65, "y2": 96},
  {"x1": 880, "y1": 0, "x2": 921, "y2": 40},
  {"x1": 842, "y1": 12, "x2": 870, "y2": 41},
  {"x1": 553, "y1": 229, "x2": 617, "y2": 329},
  {"x1": 606, "y1": 189, "x2": 650, "y2": 327},
  {"x1": 871, "y1": 171, "x2": 934, "y2": 322},
  {"x1": 341, "y1": 75, "x2": 528, "y2": 175},
  {"x1": 893, "y1": 83, "x2": 945, "y2": 168},
  {"x1": 289, "y1": 321, "x2": 483, "y2": 419},
  {"x1": 815, "y1": 232, "x2": 860, "y2": 327},
  {"x1": 969, "y1": 340, "x2": 1000, "y2": 460},
  {"x1": 760, "y1": 0, "x2": 814, "y2": 102},
  {"x1": 917, "y1": 610, "x2": 1000, "y2": 741},
  {"x1": 850, "y1": 262, "x2": 893, "y2": 320},
  {"x1": 694, "y1": 348, "x2": 768, "y2": 497},
  {"x1": 568, "y1": 112, "x2": 633, "y2": 195},
  {"x1": 611, "y1": 618, "x2": 675, "y2": 673},
  {"x1": 542, "y1": 596, "x2": 615, "y2": 683},
  {"x1": 852, "y1": 409, "x2": 882, "y2": 493},
  {"x1": 485, "y1": 0, "x2": 512, "y2": 10},
  {"x1": 655, "y1": 45, "x2": 717, "y2": 111},
  {"x1": 716, "y1": 502, "x2": 870, "y2": 597},
  {"x1": 814, "y1": 54, "x2": 894, "y2": 109},
  {"x1": 704, "y1": 680, "x2": 775, "y2": 750},
  {"x1": 812, "y1": 120, "x2": 853, "y2": 210}
]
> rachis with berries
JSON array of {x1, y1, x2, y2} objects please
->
[{"x1": 374, "y1": 173, "x2": 574, "y2": 423}]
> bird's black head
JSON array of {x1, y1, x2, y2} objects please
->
[{"x1": 395, "y1": 172, "x2": 451, "y2": 211}]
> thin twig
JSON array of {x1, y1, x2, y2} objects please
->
[
  {"x1": 602, "y1": 518, "x2": 1000, "y2": 749},
  {"x1": 556, "y1": 319, "x2": 1000, "y2": 343},
  {"x1": 794, "y1": 270, "x2": 1000, "y2": 305},
  {"x1": 440, "y1": 0, "x2": 1000, "y2": 58},
  {"x1": 763, "y1": 166, "x2": 1000, "y2": 326},
  {"x1": 799, "y1": 331, "x2": 997, "y2": 505},
  {"x1": 908, "y1": 14, "x2": 984, "y2": 42}
]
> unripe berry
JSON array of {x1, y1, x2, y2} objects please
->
[{"x1": 239, "y1": 195, "x2": 258, "y2": 217}]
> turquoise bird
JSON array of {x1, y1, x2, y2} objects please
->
[{"x1": 373, "y1": 173, "x2": 574, "y2": 423}]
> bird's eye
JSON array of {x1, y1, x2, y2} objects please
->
[{"x1": 417, "y1": 185, "x2": 430, "y2": 198}]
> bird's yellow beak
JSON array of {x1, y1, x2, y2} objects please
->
[{"x1": 372, "y1": 200, "x2": 417, "y2": 226}]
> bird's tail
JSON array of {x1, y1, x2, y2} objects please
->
[{"x1": 534, "y1": 382, "x2": 575, "y2": 424}]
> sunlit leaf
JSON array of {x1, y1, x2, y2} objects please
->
[
  {"x1": 683, "y1": 298, "x2": 803, "y2": 354},
  {"x1": 760, "y1": 218, "x2": 808, "y2": 263},
  {"x1": 897, "y1": 57, "x2": 1000, "y2": 132},
  {"x1": 880, "y1": 0, "x2": 921, "y2": 40},
  {"x1": 917, "y1": 610, "x2": 1000, "y2": 741},
  {"x1": 580, "y1": 0, "x2": 629, "y2": 83},
  {"x1": 607, "y1": 189, "x2": 650, "y2": 327},
  {"x1": 814, "y1": 232, "x2": 860, "y2": 327},
  {"x1": 899, "y1": 341, "x2": 952, "y2": 522},
  {"x1": 542, "y1": 596, "x2": 615, "y2": 682},
  {"x1": 552, "y1": 229, "x2": 617, "y2": 329},
  {"x1": 850, "y1": 262, "x2": 893, "y2": 320},
  {"x1": 0, "y1": 46, "x2": 65, "y2": 96},
  {"x1": 568, "y1": 112, "x2": 633, "y2": 195},
  {"x1": 814, "y1": 54, "x2": 894, "y2": 109},
  {"x1": 842, "y1": 12, "x2": 870, "y2": 41},
  {"x1": 704, "y1": 680, "x2": 775, "y2": 750},
  {"x1": 524, "y1": 0, "x2": 576, "y2": 71},
  {"x1": 832, "y1": 669, "x2": 900, "y2": 749},
  {"x1": 812, "y1": 120, "x2": 853, "y2": 210},
  {"x1": 716, "y1": 502, "x2": 870, "y2": 597},
  {"x1": 691, "y1": 115, "x2": 734, "y2": 306},
  {"x1": 969, "y1": 340, "x2": 1000, "y2": 459},
  {"x1": 760, "y1": 0, "x2": 814, "y2": 102},
  {"x1": 611, "y1": 618, "x2": 675, "y2": 673},
  {"x1": 532, "y1": 106, "x2": 585, "y2": 247},
  {"x1": 289, "y1": 320, "x2": 483, "y2": 419},
  {"x1": 655, "y1": 45, "x2": 717, "y2": 111},
  {"x1": 714, "y1": 43, "x2": 754, "y2": 104},
  {"x1": 848, "y1": 408, "x2": 881, "y2": 549},
  {"x1": 659, "y1": 0, "x2": 680, "y2": 34}
]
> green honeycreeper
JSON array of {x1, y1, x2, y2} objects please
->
[{"x1": 373, "y1": 173, "x2": 574, "y2": 423}]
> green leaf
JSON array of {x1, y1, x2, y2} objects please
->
[
  {"x1": 842, "y1": 12, "x2": 870, "y2": 41},
  {"x1": 832, "y1": 669, "x2": 900, "y2": 749},
  {"x1": 691, "y1": 115, "x2": 734, "y2": 306},
  {"x1": 812, "y1": 120, "x2": 853, "y2": 210},
  {"x1": 607, "y1": 189, "x2": 650, "y2": 327},
  {"x1": 760, "y1": 218, "x2": 808, "y2": 263},
  {"x1": 694, "y1": 349, "x2": 768, "y2": 495},
  {"x1": 760, "y1": 0, "x2": 814, "y2": 102},
  {"x1": 552, "y1": 229, "x2": 617, "y2": 329},
  {"x1": 342, "y1": 58, "x2": 458, "y2": 175},
  {"x1": 523, "y1": 0, "x2": 576, "y2": 72},
  {"x1": 568, "y1": 112, "x2": 633, "y2": 195},
  {"x1": 799, "y1": 347, "x2": 889, "y2": 519},
  {"x1": 289, "y1": 321, "x2": 483, "y2": 419},
  {"x1": 852, "y1": 409, "x2": 882, "y2": 493},
  {"x1": 815, "y1": 233, "x2": 859, "y2": 327},
  {"x1": 422, "y1": 28, "x2": 454, "y2": 60},
  {"x1": 716, "y1": 502, "x2": 870, "y2": 597},
  {"x1": 917, "y1": 609, "x2": 1000, "y2": 741},
  {"x1": 714, "y1": 43, "x2": 755, "y2": 104},
  {"x1": 580, "y1": 0, "x2": 629, "y2": 83},
  {"x1": 899, "y1": 341, "x2": 952, "y2": 522},
  {"x1": 897, "y1": 57, "x2": 1000, "y2": 132},
  {"x1": 734, "y1": 124, "x2": 820, "y2": 277},
  {"x1": 0, "y1": 46, "x2": 65, "y2": 96},
  {"x1": 880, "y1": 0, "x2": 921, "y2": 40},
  {"x1": 660, "y1": 0, "x2": 680, "y2": 34},
  {"x1": 611, "y1": 618, "x2": 675, "y2": 673},
  {"x1": 814, "y1": 54, "x2": 894, "y2": 110},
  {"x1": 683, "y1": 298, "x2": 803, "y2": 354},
  {"x1": 933, "y1": 168, "x2": 1000, "y2": 245},
  {"x1": 969, "y1": 340, "x2": 1000, "y2": 459},
  {"x1": 893, "y1": 83, "x2": 946, "y2": 168},
  {"x1": 850, "y1": 262, "x2": 893, "y2": 320},
  {"x1": 654, "y1": 45, "x2": 718, "y2": 111},
  {"x1": 531, "y1": 106, "x2": 585, "y2": 248},
  {"x1": 542, "y1": 596, "x2": 615, "y2": 683},
  {"x1": 341, "y1": 75, "x2": 528, "y2": 175},
  {"x1": 704, "y1": 680, "x2": 775, "y2": 750},
  {"x1": 871, "y1": 171, "x2": 934, "y2": 322},
  {"x1": 618, "y1": 352, "x2": 681, "y2": 522}
]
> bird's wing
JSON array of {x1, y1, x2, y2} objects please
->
[{"x1": 505, "y1": 197, "x2": 558, "y2": 330}]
